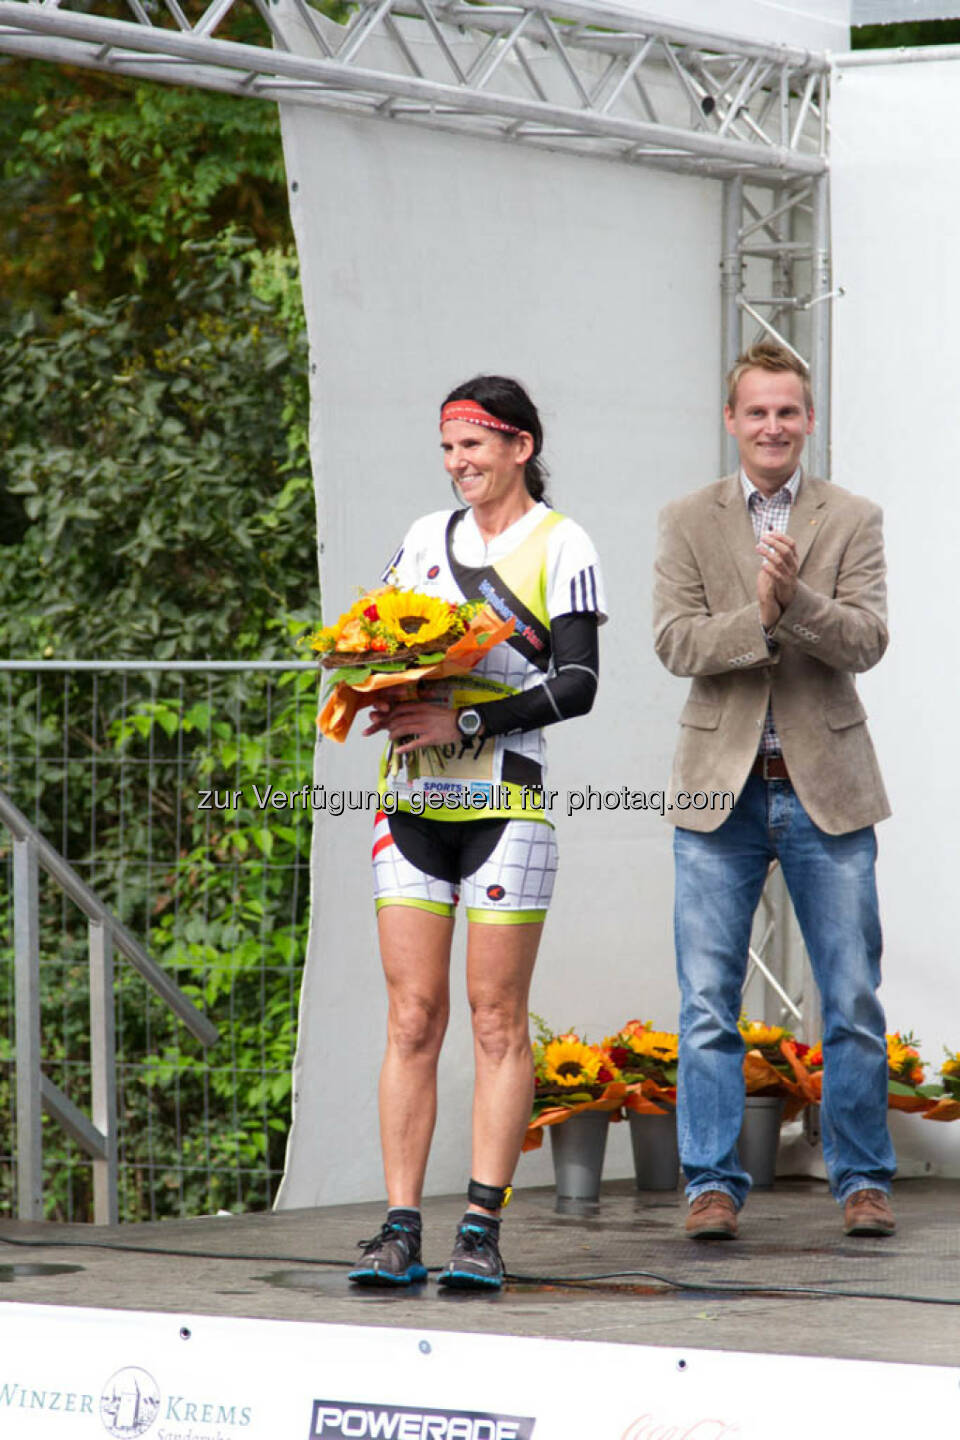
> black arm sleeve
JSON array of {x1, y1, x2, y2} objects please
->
[{"x1": 473, "y1": 613, "x2": 599, "y2": 737}]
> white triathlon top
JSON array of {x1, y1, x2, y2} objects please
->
[{"x1": 378, "y1": 502, "x2": 607, "y2": 820}]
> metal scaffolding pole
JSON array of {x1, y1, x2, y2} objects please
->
[
  {"x1": 716, "y1": 79, "x2": 835, "y2": 1067},
  {"x1": 721, "y1": 175, "x2": 744, "y2": 475},
  {"x1": 810, "y1": 171, "x2": 832, "y2": 479}
]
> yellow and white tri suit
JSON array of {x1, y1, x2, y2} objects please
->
[{"x1": 373, "y1": 501, "x2": 606, "y2": 922}]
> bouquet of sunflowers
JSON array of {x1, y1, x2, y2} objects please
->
[
  {"x1": 311, "y1": 587, "x2": 514, "y2": 743},
  {"x1": 881, "y1": 1034, "x2": 960, "y2": 1122},
  {"x1": 880, "y1": 1031, "x2": 959, "y2": 1120},
  {"x1": 799, "y1": 1030, "x2": 960, "y2": 1122},
  {"x1": 522, "y1": 1017, "x2": 627, "y2": 1152},
  {"x1": 940, "y1": 1051, "x2": 960, "y2": 1102},
  {"x1": 738, "y1": 1016, "x2": 819, "y2": 1120},
  {"x1": 603, "y1": 1019, "x2": 678, "y2": 1117},
  {"x1": 884, "y1": 1030, "x2": 932, "y2": 1111}
]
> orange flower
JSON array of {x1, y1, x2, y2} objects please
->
[{"x1": 886, "y1": 1032, "x2": 925, "y2": 1087}]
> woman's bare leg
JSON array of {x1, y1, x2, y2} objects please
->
[
  {"x1": 464, "y1": 920, "x2": 542, "y2": 1210},
  {"x1": 376, "y1": 905, "x2": 454, "y2": 1207}
]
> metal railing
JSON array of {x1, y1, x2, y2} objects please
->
[
  {"x1": 0, "y1": 660, "x2": 318, "y2": 1223},
  {"x1": 4, "y1": 787, "x2": 218, "y2": 1224}
]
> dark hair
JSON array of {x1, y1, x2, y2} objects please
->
[{"x1": 441, "y1": 375, "x2": 548, "y2": 503}]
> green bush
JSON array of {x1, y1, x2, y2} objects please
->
[{"x1": 0, "y1": 234, "x2": 320, "y2": 1220}]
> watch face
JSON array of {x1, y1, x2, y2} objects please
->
[{"x1": 458, "y1": 709, "x2": 481, "y2": 736}]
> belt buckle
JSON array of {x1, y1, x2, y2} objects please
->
[{"x1": 760, "y1": 754, "x2": 778, "y2": 780}]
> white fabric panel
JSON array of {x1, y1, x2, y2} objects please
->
[
  {"x1": 610, "y1": 0, "x2": 849, "y2": 48},
  {"x1": 275, "y1": 66, "x2": 722, "y2": 1206},
  {"x1": 852, "y1": 1, "x2": 960, "y2": 19},
  {"x1": 832, "y1": 58, "x2": 960, "y2": 1176}
]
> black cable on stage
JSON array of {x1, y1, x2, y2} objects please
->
[
  {"x1": 0, "y1": 1231, "x2": 357, "y2": 1268},
  {"x1": 0, "y1": 1232, "x2": 957, "y2": 1308}
]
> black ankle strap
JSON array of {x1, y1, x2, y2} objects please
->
[{"x1": 467, "y1": 1178, "x2": 512, "y2": 1211}]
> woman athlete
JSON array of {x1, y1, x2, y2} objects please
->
[{"x1": 349, "y1": 375, "x2": 607, "y2": 1290}]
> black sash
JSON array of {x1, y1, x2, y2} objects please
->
[{"x1": 445, "y1": 511, "x2": 552, "y2": 674}]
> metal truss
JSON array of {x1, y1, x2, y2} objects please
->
[
  {"x1": 0, "y1": 0, "x2": 827, "y2": 181},
  {"x1": 721, "y1": 172, "x2": 833, "y2": 476},
  {"x1": 723, "y1": 172, "x2": 833, "y2": 1084}
]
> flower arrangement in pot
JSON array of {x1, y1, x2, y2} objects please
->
[
  {"x1": 738, "y1": 1016, "x2": 819, "y2": 1120},
  {"x1": 522, "y1": 1017, "x2": 627, "y2": 1153},
  {"x1": 602, "y1": 1020, "x2": 678, "y2": 1116},
  {"x1": 800, "y1": 1030, "x2": 960, "y2": 1122}
]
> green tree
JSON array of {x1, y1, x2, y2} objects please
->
[
  {"x1": 0, "y1": 60, "x2": 291, "y2": 321},
  {"x1": 852, "y1": 20, "x2": 960, "y2": 49},
  {"x1": 0, "y1": 233, "x2": 316, "y2": 660}
]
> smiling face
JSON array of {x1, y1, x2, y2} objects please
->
[
  {"x1": 724, "y1": 367, "x2": 814, "y2": 495},
  {"x1": 440, "y1": 419, "x2": 533, "y2": 511}
]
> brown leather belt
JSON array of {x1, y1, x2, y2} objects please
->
[{"x1": 752, "y1": 754, "x2": 790, "y2": 782}]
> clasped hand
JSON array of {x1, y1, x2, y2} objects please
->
[
  {"x1": 361, "y1": 696, "x2": 460, "y2": 754},
  {"x1": 756, "y1": 530, "x2": 798, "y2": 630}
]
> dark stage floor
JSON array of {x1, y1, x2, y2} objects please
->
[{"x1": 0, "y1": 1177, "x2": 957, "y2": 1367}]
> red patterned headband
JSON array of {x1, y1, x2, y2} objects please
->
[{"x1": 440, "y1": 400, "x2": 521, "y2": 435}]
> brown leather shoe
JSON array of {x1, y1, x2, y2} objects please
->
[
  {"x1": 843, "y1": 1188, "x2": 896, "y2": 1237},
  {"x1": 685, "y1": 1190, "x2": 738, "y2": 1240}
]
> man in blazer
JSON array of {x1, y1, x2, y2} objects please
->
[{"x1": 653, "y1": 341, "x2": 895, "y2": 1241}]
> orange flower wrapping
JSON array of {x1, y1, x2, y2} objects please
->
[
  {"x1": 623, "y1": 1078, "x2": 676, "y2": 1116},
  {"x1": 922, "y1": 1097, "x2": 960, "y2": 1123},
  {"x1": 522, "y1": 1082, "x2": 627, "y2": 1153},
  {"x1": 317, "y1": 606, "x2": 516, "y2": 742},
  {"x1": 743, "y1": 1040, "x2": 818, "y2": 1123}
]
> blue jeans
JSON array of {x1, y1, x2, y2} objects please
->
[{"x1": 674, "y1": 774, "x2": 895, "y2": 1209}]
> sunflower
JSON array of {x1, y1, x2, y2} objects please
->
[
  {"x1": 375, "y1": 590, "x2": 460, "y2": 646},
  {"x1": 541, "y1": 1037, "x2": 602, "y2": 1088},
  {"x1": 628, "y1": 1028, "x2": 679, "y2": 1064},
  {"x1": 738, "y1": 1018, "x2": 790, "y2": 1049},
  {"x1": 887, "y1": 1032, "x2": 925, "y2": 1086},
  {"x1": 941, "y1": 1052, "x2": 960, "y2": 1098}
]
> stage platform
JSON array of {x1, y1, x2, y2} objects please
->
[{"x1": 1, "y1": 1176, "x2": 958, "y2": 1366}]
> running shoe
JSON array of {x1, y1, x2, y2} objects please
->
[
  {"x1": 348, "y1": 1220, "x2": 427, "y2": 1286},
  {"x1": 437, "y1": 1221, "x2": 504, "y2": 1290}
]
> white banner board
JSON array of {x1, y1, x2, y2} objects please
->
[{"x1": 0, "y1": 1302, "x2": 957, "y2": 1438}]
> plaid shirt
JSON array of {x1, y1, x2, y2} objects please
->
[{"x1": 741, "y1": 468, "x2": 801, "y2": 756}]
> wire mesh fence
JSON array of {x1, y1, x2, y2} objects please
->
[{"x1": 0, "y1": 661, "x2": 318, "y2": 1223}]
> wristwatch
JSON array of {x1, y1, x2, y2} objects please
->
[{"x1": 456, "y1": 708, "x2": 483, "y2": 738}]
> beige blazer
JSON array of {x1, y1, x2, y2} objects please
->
[{"x1": 653, "y1": 473, "x2": 890, "y2": 835}]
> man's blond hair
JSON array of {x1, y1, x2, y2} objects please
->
[{"x1": 726, "y1": 342, "x2": 813, "y2": 412}]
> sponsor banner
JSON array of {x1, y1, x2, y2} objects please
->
[
  {"x1": 309, "y1": 1400, "x2": 533, "y2": 1439},
  {"x1": 0, "y1": 1302, "x2": 957, "y2": 1439}
]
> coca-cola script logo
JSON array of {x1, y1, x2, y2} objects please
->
[{"x1": 621, "y1": 1416, "x2": 742, "y2": 1440}]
